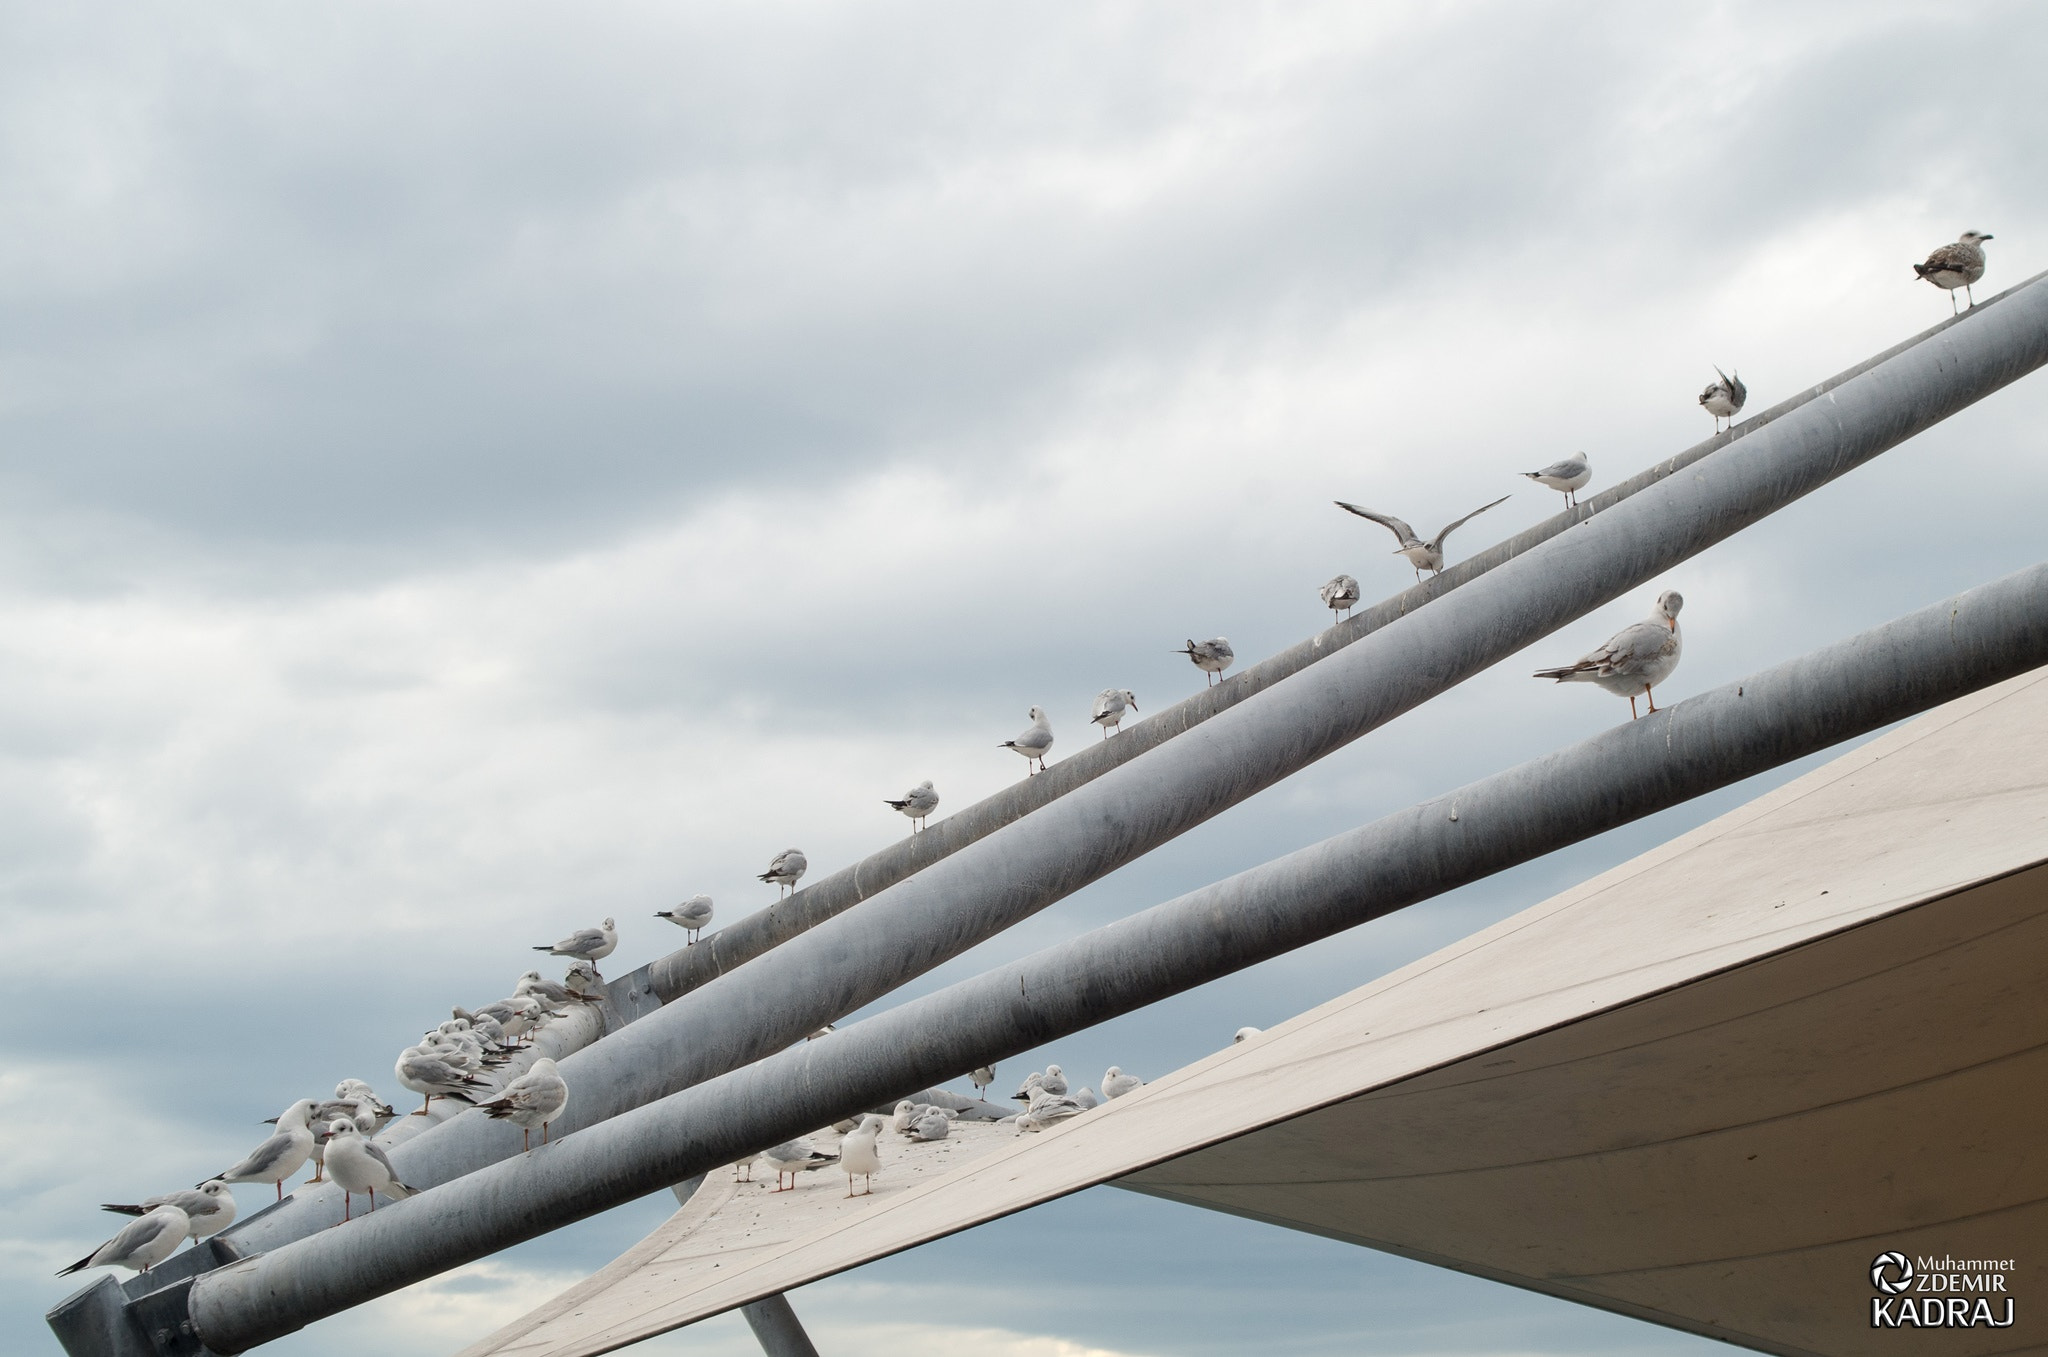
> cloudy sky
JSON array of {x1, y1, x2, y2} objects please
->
[{"x1": 7, "y1": 3, "x2": 2046, "y2": 1354}]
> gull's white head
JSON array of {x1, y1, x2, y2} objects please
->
[
  {"x1": 1119, "y1": 690, "x2": 1138, "y2": 709},
  {"x1": 1028, "y1": 706, "x2": 1047, "y2": 721},
  {"x1": 1656, "y1": 590, "x2": 1684, "y2": 628},
  {"x1": 1960, "y1": 230, "x2": 1993, "y2": 245}
]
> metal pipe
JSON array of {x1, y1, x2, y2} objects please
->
[
  {"x1": 740, "y1": 1295, "x2": 824, "y2": 1357},
  {"x1": 209, "y1": 271, "x2": 2048, "y2": 1257},
  {"x1": 633, "y1": 266, "x2": 2048, "y2": 1010},
  {"x1": 186, "y1": 563, "x2": 2048, "y2": 1352}
]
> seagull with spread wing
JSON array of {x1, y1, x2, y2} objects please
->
[{"x1": 1334, "y1": 495, "x2": 1510, "y2": 581}]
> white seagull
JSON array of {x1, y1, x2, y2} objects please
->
[
  {"x1": 759, "y1": 849, "x2": 808, "y2": 897},
  {"x1": 1102, "y1": 1067, "x2": 1143, "y2": 1100},
  {"x1": 840, "y1": 1115, "x2": 884, "y2": 1196},
  {"x1": 1533, "y1": 590, "x2": 1685, "y2": 720},
  {"x1": 323, "y1": 1120, "x2": 417, "y2": 1221},
  {"x1": 970, "y1": 1065, "x2": 995, "y2": 1097},
  {"x1": 1177, "y1": 637, "x2": 1234, "y2": 686},
  {"x1": 1520, "y1": 451, "x2": 1592, "y2": 508},
  {"x1": 532, "y1": 918, "x2": 617, "y2": 967},
  {"x1": 478, "y1": 1057, "x2": 570, "y2": 1152},
  {"x1": 1334, "y1": 495, "x2": 1511, "y2": 581},
  {"x1": 1914, "y1": 230, "x2": 1992, "y2": 312},
  {"x1": 59, "y1": 1205, "x2": 190, "y2": 1276},
  {"x1": 758, "y1": 1140, "x2": 838, "y2": 1191},
  {"x1": 1698, "y1": 369, "x2": 1747, "y2": 434},
  {"x1": 655, "y1": 895, "x2": 715, "y2": 943},
  {"x1": 1090, "y1": 689, "x2": 1138, "y2": 738},
  {"x1": 1319, "y1": 574, "x2": 1361, "y2": 621},
  {"x1": 882, "y1": 781, "x2": 940, "y2": 833},
  {"x1": 394, "y1": 1045, "x2": 490, "y2": 1116},
  {"x1": 1233, "y1": 1026, "x2": 1263, "y2": 1044},
  {"x1": 999, "y1": 707, "x2": 1054, "y2": 775},
  {"x1": 213, "y1": 1099, "x2": 320, "y2": 1202},
  {"x1": 100, "y1": 1180, "x2": 237, "y2": 1246},
  {"x1": 909, "y1": 1108, "x2": 952, "y2": 1141}
]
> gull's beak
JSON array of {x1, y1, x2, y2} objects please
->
[
  {"x1": 1981, "y1": 233, "x2": 1994, "y2": 240},
  {"x1": 1129, "y1": 700, "x2": 1138, "y2": 712},
  {"x1": 1668, "y1": 618, "x2": 1678, "y2": 631}
]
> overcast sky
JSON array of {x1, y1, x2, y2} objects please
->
[{"x1": 7, "y1": 3, "x2": 2047, "y2": 1355}]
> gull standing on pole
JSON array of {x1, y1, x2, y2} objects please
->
[
  {"x1": 1177, "y1": 637, "x2": 1234, "y2": 686},
  {"x1": 654, "y1": 895, "x2": 715, "y2": 943},
  {"x1": 58, "y1": 1205, "x2": 190, "y2": 1276},
  {"x1": 100, "y1": 1181, "x2": 237, "y2": 1247},
  {"x1": 394, "y1": 1044, "x2": 490, "y2": 1115},
  {"x1": 882, "y1": 781, "x2": 940, "y2": 832},
  {"x1": 532, "y1": 918, "x2": 617, "y2": 969},
  {"x1": 1319, "y1": 574, "x2": 1361, "y2": 621},
  {"x1": 1698, "y1": 369, "x2": 1747, "y2": 434},
  {"x1": 840, "y1": 1115, "x2": 884, "y2": 1196},
  {"x1": 970, "y1": 1065, "x2": 996, "y2": 1097},
  {"x1": 212, "y1": 1100, "x2": 319, "y2": 1202},
  {"x1": 1520, "y1": 451, "x2": 1592, "y2": 508},
  {"x1": 1334, "y1": 495, "x2": 1510, "y2": 581},
  {"x1": 759, "y1": 849, "x2": 808, "y2": 897},
  {"x1": 1533, "y1": 589, "x2": 1685, "y2": 720},
  {"x1": 323, "y1": 1121, "x2": 417, "y2": 1221},
  {"x1": 1090, "y1": 689, "x2": 1137, "y2": 738},
  {"x1": 1914, "y1": 230, "x2": 1992, "y2": 313},
  {"x1": 478, "y1": 1057, "x2": 570, "y2": 1152},
  {"x1": 999, "y1": 707, "x2": 1054, "y2": 774}
]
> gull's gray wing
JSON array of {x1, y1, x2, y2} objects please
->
[
  {"x1": 223, "y1": 1131, "x2": 295, "y2": 1180},
  {"x1": 1530, "y1": 455, "x2": 1584, "y2": 479},
  {"x1": 1333, "y1": 502, "x2": 1419, "y2": 546},
  {"x1": 1429, "y1": 495, "x2": 1511, "y2": 548}
]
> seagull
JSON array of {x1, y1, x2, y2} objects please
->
[
  {"x1": 1016, "y1": 1095, "x2": 1084, "y2": 1133},
  {"x1": 1521, "y1": 451, "x2": 1593, "y2": 508},
  {"x1": 882, "y1": 781, "x2": 940, "y2": 832},
  {"x1": 970, "y1": 1066, "x2": 995, "y2": 1097},
  {"x1": 1073, "y1": 1087, "x2": 1099, "y2": 1110},
  {"x1": 1698, "y1": 369, "x2": 1747, "y2": 435},
  {"x1": 1914, "y1": 230, "x2": 1992, "y2": 312},
  {"x1": 1039, "y1": 1064, "x2": 1069, "y2": 1097},
  {"x1": 1090, "y1": 689, "x2": 1138, "y2": 738},
  {"x1": 478, "y1": 1057, "x2": 569, "y2": 1152},
  {"x1": 1233, "y1": 1026, "x2": 1262, "y2": 1043},
  {"x1": 394, "y1": 1045, "x2": 490, "y2": 1116},
  {"x1": 1533, "y1": 589, "x2": 1685, "y2": 720},
  {"x1": 306, "y1": 1094, "x2": 383, "y2": 1180},
  {"x1": 1102, "y1": 1067, "x2": 1143, "y2": 1100},
  {"x1": 562, "y1": 960, "x2": 607, "y2": 998},
  {"x1": 909, "y1": 1108, "x2": 952, "y2": 1141},
  {"x1": 891, "y1": 1100, "x2": 923, "y2": 1135},
  {"x1": 840, "y1": 1115, "x2": 884, "y2": 1196},
  {"x1": 654, "y1": 895, "x2": 715, "y2": 943},
  {"x1": 322, "y1": 1120, "x2": 416, "y2": 1221},
  {"x1": 516, "y1": 971, "x2": 598, "y2": 1009},
  {"x1": 758, "y1": 1140, "x2": 838, "y2": 1191},
  {"x1": 332, "y1": 1080, "x2": 397, "y2": 1123},
  {"x1": 759, "y1": 848, "x2": 808, "y2": 897},
  {"x1": 1011, "y1": 1072, "x2": 1044, "y2": 1104},
  {"x1": 1319, "y1": 574, "x2": 1361, "y2": 621},
  {"x1": 1334, "y1": 496, "x2": 1511, "y2": 581},
  {"x1": 1177, "y1": 637, "x2": 1234, "y2": 686},
  {"x1": 100, "y1": 1180, "x2": 237, "y2": 1246},
  {"x1": 212, "y1": 1099, "x2": 320, "y2": 1201},
  {"x1": 999, "y1": 707, "x2": 1054, "y2": 775},
  {"x1": 532, "y1": 918, "x2": 617, "y2": 967},
  {"x1": 58, "y1": 1205, "x2": 190, "y2": 1276}
]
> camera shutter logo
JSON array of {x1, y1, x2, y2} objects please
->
[{"x1": 1871, "y1": 1252, "x2": 1914, "y2": 1295}]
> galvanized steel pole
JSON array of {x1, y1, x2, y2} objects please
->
[
  {"x1": 213, "y1": 272, "x2": 2048, "y2": 1254},
  {"x1": 186, "y1": 564, "x2": 2048, "y2": 1352}
]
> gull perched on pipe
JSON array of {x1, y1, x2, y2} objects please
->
[
  {"x1": 58, "y1": 1205, "x2": 189, "y2": 1276},
  {"x1": 1698, "y1": 369, "x2": 1747, "y2": 434},
  {"x1": 1915, "y1": 230, "x2": 1992, "y2": 313},
  {"x1": 1334, "y1": 495, "x2": 1510, "y2": 581},
  {"x1": 478, "y1": 1057, "x2": 569, "y2": 1152},
  {"x1": 1534, "y1": 589, "x2": 1685, "y2": 720},
  {"x1": 759, "y1": 848, "x2": 808, "y2": 897},
  {"x1": 1520, "y1": 451, "x2": 1592, "y2": 508},
  {"x1": 532, "y1": 918, "x2": 616, "y2": 968},
  {"x1": 655, "y1": 895, "x2": 715, "y2": 943},
  {"x1": 1090, "y1": 689, "x2": 1137, "y2": 738},
  {"x1": 999, "y1": 707, "x2": 1054, "y2": 775},
  {"x1": 1319, "y1": 574, "x2": 1361, "y2": 621},
  {"x1": 211, "y1": 1099, "x2": 320, "y2": 1202},
  {"x1": 101, "y1": 1180, "x2": 237, "y2": 1247},
  {"x1": 322, "y1": 1121, "x2": 416, "y2": 1222},
  {"x1": 758, "y1": 1140, "x2": 837, "y2": 1191},
  {"x1": 1177, "y1": 637, "x2": 1234, "y2": 686},
  {"x1": 882, "y1": 781, "x2": 940, "y2": 832}
]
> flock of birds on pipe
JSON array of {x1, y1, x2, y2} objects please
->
[{"x1": 57, "y1": 232, "x2": 1996, "y2": 1278}]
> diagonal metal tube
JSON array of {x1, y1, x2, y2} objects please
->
[{"x1": 188, "y1": 563, "x2": 2048, "y2": 1353}]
